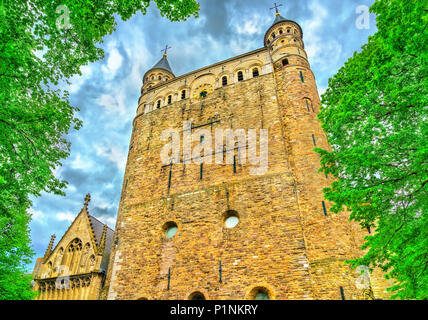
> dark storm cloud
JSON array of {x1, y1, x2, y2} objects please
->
[{"x1": 28, "y1": 0, "x2": 378, "y2": 270}]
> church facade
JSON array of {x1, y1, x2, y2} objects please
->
[
  {"x1": 102, "y1": 11, "x2": 391, "y2": 300},
  {"x1": 33, "y1": 10, "x2": 392, "y2": 300},
  {"x1": 32, "y1": 195, "x2": 114, "y2": 300}
]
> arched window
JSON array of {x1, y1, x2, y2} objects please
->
[
  {"x1": 87, "y1": 255, "x2": 95, "y2": 272},
  {"x1": 304, "y1": 98, "x2": 314, "y2": 112},
  {"x1": 279, "y1": 29, "x2": 283, "y2": 34},
  {"x1": 271, "y1": 32, "x2": 275, "y2": 39},
  {"x1": 287, "y1": 28, "x2": 291, "y2": 33},
  {"x1": 65, "y1": 238, "x2": 82, "y2": 274},
  {"x1": 168, "y1": 95, "x2": 172, "y2": 104},
  {"x1": 157, "y1": 100, "x2": 161, "y2": 109},
  {"x1": 254, "y1": 290, "x2": 270, "y2": 300},
  {"x1": 252, "y1": 68, "x2": 259, "y2": 78},
  {"x1": 158, "y1": 75, "x2": 162, "y2": 80},
  {"x1": 181, "y1": 90, "x2": 186, "y2": 100},
  {"x1": 249, "y1": 286, "x2": 272, "y2": 300},
  {"x1": 222, "y1": 76, "x2": 228, "y2": 86},
  {"x1": 189, "y1": 292, "x2": 206, "y2": 300},
  {"x1": 163, "y1": 222, "x2": 178, "y2": 239},
  {"x1": 237, "y1": 71, "x2": 244, "y2": 82},
  {"x1": 282, "y1": 58, "x2": 289, "y2": 66}
]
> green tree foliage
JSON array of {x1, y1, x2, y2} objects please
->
[
  {"x1": 0, "y1": 0, "x2": 199, "y2": 300},
  {"x1": 316, "y1": 0, "x2": 427, "y2": 299}
]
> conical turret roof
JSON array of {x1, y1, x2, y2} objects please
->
[
  {"x1": 148, "y1": 55, "x2": 175, "y2": 76},
  {"x1": 264, "y1": 13, "x2": 303, "y2": 45}
]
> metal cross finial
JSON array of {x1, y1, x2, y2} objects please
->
[
  {"x1": 84, "y1": 193, "x2": 91, "y2": 207},
  {"x1": 270, "y1": 2, "x2": 283, "y2": 14},
  {"x1": 161, "y1": 45, "x2": 172, "y2": 56}
]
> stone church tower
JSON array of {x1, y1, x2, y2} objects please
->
[{"x1": 104, "y1": 10, "x2": 391, "y2": 300}]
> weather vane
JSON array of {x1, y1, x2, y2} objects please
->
[
  {"x1": 270, "y1": 2, "x2": 283, "y2": 15},
  {"x1": 161, "y1": 45, "x2": 172, "y2": 57}
]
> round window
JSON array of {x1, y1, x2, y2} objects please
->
[
  {"x1": 166, "y1": 226, "x2": 178, "y2": 239},
  {"x1": 254, "y1": 291, "x2": 270, "y2": 300},
  {"x1": 225, "y1": 216, "x2": 239, "y2": 229}
]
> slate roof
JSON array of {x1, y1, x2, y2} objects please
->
[
  {"x1": 88, "y1": 215, "x2": 115, "y2": 272},
  {"x1": 147, "y1": 55, "x2": 175, "y2": 76}
]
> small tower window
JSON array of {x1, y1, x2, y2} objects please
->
[
  {"x1": 282, "y1": 59, "x2": 289, "y2": 66},
  {"x1": 271, "y1": 32, "x2": 275, "y2": 39},
  {"x1": 249, "y1": 287, "x2": 272, "y2": 300},
  {"x1": 237, "y1": 71, "x2": 244, "y2": 82},
  {"x1": 158, "y1": 76, "x2": 162, "y2": 80},
  {"x1": 224, "y1": 210, "x2": 239, "y2": 229},
  {"x1": 164, "y1": 222, "x2": 178, "y2": 239},
  {"x1": 189, "y1": 292, "x2": 206, "y2": 300},
  {"x1": 252, "y1": 68, "x2": 259, "y2": 78},
  {"x1": 168, "y1": 95, "x2": 172, "y2": 104},
  {"x1": 181, "y1": 90, "x2": 186, "y2": 100},
  {"x1": 157, "y1": 100, "x2": 161, "y2": 109},
  {"x1": 279, "y1": 29, "x2": 283, "y2": 34},
  {"x1": 287, "y1": 28, "x2": 291, "y2": 33},
  {"x1": 222, "y1": 76, "x2": 228, "y2": 86},
  {"x1": 255, "y1": 291, "x2": 270, "y2": 300},
  {"x1": 200, "y1": 90, "x2": 208, "y2": 98}
]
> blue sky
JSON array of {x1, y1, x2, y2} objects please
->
[{"x1": 27, "y1": 0, "x2": 377, "y2": 271}]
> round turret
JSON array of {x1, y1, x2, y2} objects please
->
[
  {"x1": 142, "y1": 54, "x2": 175, "y2": 93},
  {"x1": 264, "y1": 11, "x2": 308, "y2": 71}
]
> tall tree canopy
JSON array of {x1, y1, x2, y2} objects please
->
[
  {"x1": 0, "y1": 0, "x2": 199, "y2": 300},
  {"x1": 316, "y1": 0, "x2": 427, "y2": 299}
]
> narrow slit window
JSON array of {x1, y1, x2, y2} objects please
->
[
  {"x1": 200, "y1": 163, "x2": 203, "y2": 180},
  {"x1": 181, "y1": 90, "x2": 186, "y2": 100},
  {"x1": 300, "y1": 71, "x2": 304, "y2": 82},
  {"x1": 312, "y1": 134, "x2": 316, "y2": 146},
  {"x1": 157, "y1": 100, "x2": 161, "y2": 109},
  {"x1": 322, "y1": 201, "x2": 328, "y2": 216},
  {"x1": 168, "y1": 95, "x2": 172, "y2": 104}
]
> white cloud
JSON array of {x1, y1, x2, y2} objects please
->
[
  {"x1": 302, "y1": 0, "x2": 343, "y2": 71},
  {"x1": 56, "y1": 212, "x2": 76, "y2": 222},
  {"x1": 71, "y1": 153, "x2": 93, "y2": 170},
  {"x1": 96, "y1": 216, "x2": 116, "y2": 229},
  {"x1": 234, "y1": 14, "x2": 265, "y2": 36},
  {"x1": 94, "y1": 143, "x2": 127, "y2": 171},
  {"x1": 96, "y1": 92, "x2": 128, "y2": 118},
  {"x1": 102, "y1": 48, "x2": 123, "y2": 77},
  {"x1": 92, "y1": 195, "x2": 114, "y2": 210},
  {"x1": 29, "y1": 208, "x2": 47, "y2": 225},
  {"x1": 68, "y1": 64, "x2": 93, "y2": 93}
]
